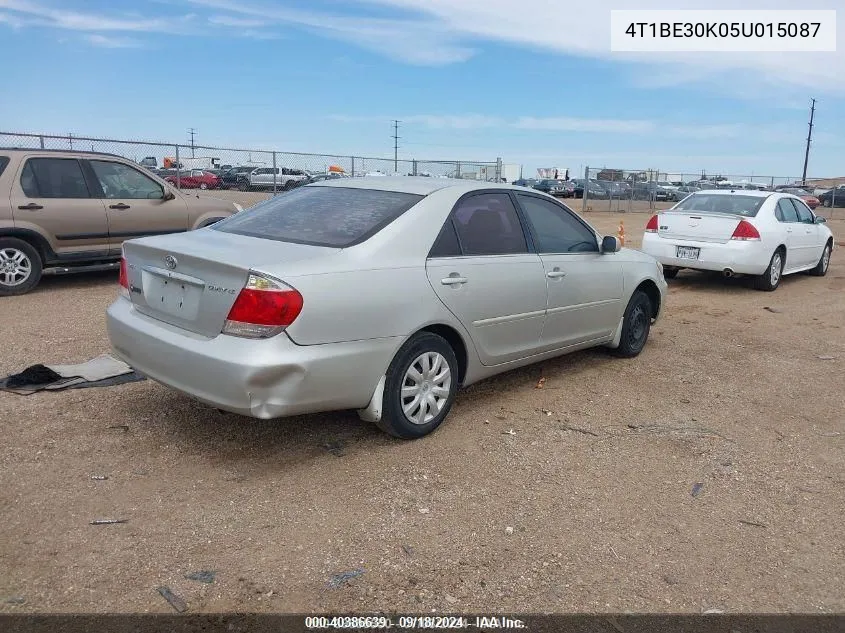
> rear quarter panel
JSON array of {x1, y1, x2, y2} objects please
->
[{"x1": 275, "y1": 188, "x2": 477, "y2": 349}]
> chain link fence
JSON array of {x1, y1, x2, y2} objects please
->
[
  {"x1": 573, "y1": 167, "x2": 842, "y2": 215},
  {"x1": 0, "y1": 132, "x2": 501, "y2": 209}
]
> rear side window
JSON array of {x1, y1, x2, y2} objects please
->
[
  {"x1": 776, "y1": 199, "x2": 799, "y2": 222},
  {"x1": 0, "y1": 156, "x2": 8, "y2": 177},
  {"x1": 20, "y1": 158, "x2": 91, "y2": 199},
  {"x1": 429, "y1": 219, "x2": 461, "y2": 258},
  {"x1": 214, "y1": 186, "x2": 424, "y2": 247},
  {"x1": 790, "y1": 198, "x2": 814, "y2": 223}
]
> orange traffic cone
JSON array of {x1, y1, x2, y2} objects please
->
[{"x1": 617, "y1": 220, "x2": 625, "y2": 246}]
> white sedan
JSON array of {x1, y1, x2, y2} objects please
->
[{"x1": 641, "y1": 190, "x2": 834, "y2": 291}]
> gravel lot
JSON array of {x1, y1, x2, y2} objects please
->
[{"x1": 1, "y1": 207, "x2": 843, "y2": 615}]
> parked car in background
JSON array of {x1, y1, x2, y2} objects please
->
[
  {"x1": 668, "y1": 185, "x2": 701, "y2": 202},
  {"x1": 0, "y1": 148, "x2": 242, "y2": 295},
  {"x1": 641, "y1": 190, "x2": 833, "y2": 291},
  {"x1": 533, "y1": 179, "x2": 568, "y2": 196},
  {"x1": 597, "y1": 181, "x2": 630, "y2": 199},
  {"x1": 572, "y1": 179, "x2": 609, "y2": 199},
  {"x1": 818, "y1": 184, "x2": 845, "y2": 208},
  {"x1": 165, "y1": 170, "x2": 220, "y2": 190},
  {"x1": 220, "y1": 166, "x2": 256, "y2": 190},
  {"x1": 512, "y1": 178, "x2": 537, "y2": 188},
  {"x1": 306, "y1": 173, "x2": 345, "y2": 183},
  {"x1": 778, "y1": 187, "x2": 820, "y2": 209},
  {"x1": 107, "y1": 178, "x2": 666, "y2": 440},
  {"x1": 248, "y1": 167, "x2": 310, "y2": 191},
  {"x1": 632, "y1": 182, "x2": 672, "y2": 201}
]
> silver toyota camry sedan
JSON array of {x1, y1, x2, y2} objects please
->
[{"x1": 107, "y1": 178, "x2": 667, "y2": 439}]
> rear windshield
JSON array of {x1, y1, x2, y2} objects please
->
[
  {"x1": 213, "y1": 186, "x2": 424, "y2": 247},
  {"x1": 674, "y1": 193, "x2": 766, "y2": 217}
]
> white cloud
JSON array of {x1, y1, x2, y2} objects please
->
[
  {"x1": 207, "y1": 14, "x2": 264, "y2": 28},
  {"x1": 514, "y1": 117, "x2": 656, "y2": 134},
  {"x1": 84, "y1": 34, "x2": 144, "y2": 48}
]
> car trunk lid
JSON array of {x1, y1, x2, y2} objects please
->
[
  {"x1": 123, "y1": 229, "x2": 338, "y2": 338},
  {"x1": 657, "y1": 210, "x2": 743, "y2": 243}
]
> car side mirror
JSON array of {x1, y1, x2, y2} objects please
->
[
  {"x1": 814, "y1": 216, "x2": 826, "y2": 224},
  {"x1": 162, "y1": 188, "x2": 176, "y2": 201},
  {"x1": 601, "y1": 235, "x2": 621, "y2": 253}
]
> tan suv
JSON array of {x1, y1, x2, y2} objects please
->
[{"x1": 0, "y1": 149, "x2": 243, "y2": 295}]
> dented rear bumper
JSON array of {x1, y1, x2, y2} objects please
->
[{"x1": 106, "y1": 297, "x2": 400, "y2": 419}]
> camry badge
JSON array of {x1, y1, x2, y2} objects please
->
[{"x1": 164, "y1": 255, "x2": 177, "y2": 270}]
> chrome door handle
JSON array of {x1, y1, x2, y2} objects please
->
[
  {"x1": 547, "y1": 269, "x2": 567, "y2": 279},
  {"x1": 440, "y1": 276, "x2": 467, "y2": 285},
  {"x1": 785, "y1": 228, "x2": 792, "y2": 233}
]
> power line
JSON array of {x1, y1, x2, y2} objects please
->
[
  {"x1": 391, "y1": 120, "x2": 401, "y2": 172},
  {"x1": 801, "y1": 98, "x2": 815, "y2": 186},
  {"x1": 188, "y1": 127, "x2": 197, "y2": 158}
]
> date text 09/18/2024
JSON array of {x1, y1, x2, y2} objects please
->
[{"x1": 304, "y1": 615, "x2": 527, "y2": 629}]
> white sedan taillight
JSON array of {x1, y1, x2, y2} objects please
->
[
  {"x1": 118, "y1": 256, "x2": 129, "y2": 299},
  {"x1": 222, "y1": 274, "x2": 303, "y2": 339}
]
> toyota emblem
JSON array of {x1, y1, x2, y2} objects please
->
[{"x1": 164, "y1": 255, "x2": 177, "y2": 270}]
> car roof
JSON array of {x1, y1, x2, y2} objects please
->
[
  {"x1": 692, "y1": 189, "x2": 774, "y2": 198},
  {"x1": 0, "y1": 147, "x2": 125, "y2": 159},
  {"x1": 308, "y1": 176, "x2": 522, "y2": 196}
]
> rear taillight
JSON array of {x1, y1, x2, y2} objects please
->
[
  {"x1": 222, "y1": 274, "x2": 303, "y2": 339},
  {"x1": 118, "y1": 256, "x2": 129, "y2": 299},
  {"x1": 645, "y1": 214, "x2": 659, "y2": 232},
  {"x1": 730, "y1": 219, "x2": 761, "y2": 241}
]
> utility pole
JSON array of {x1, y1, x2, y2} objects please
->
[
  {"x1": 188, "y1": 127, "x2": 196, "y2": 158},
  {"x1": 801, "y1": 98, "x2": 816, "y2": 186},
  {"x1": 391, "y1": 120, "x2": 400, "y2": 173}
]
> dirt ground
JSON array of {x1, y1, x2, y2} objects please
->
[{"x1": 0, "y1": 206, "x2": 843, "y2": 615}]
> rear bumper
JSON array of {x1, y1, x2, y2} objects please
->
[
  {"x1": 642, "y1": 233, "x2": 770, "y2": 275},
  {"x1": 106, "y1": 298, "x2": 401, "y2": 419}
]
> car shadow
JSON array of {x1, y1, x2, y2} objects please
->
[
  {"x1": 30, "y1": 269, "x2": 118, "y2": 293},
  {"x1": 667, "y1": 268, "x2": 805, "y2": 293}
]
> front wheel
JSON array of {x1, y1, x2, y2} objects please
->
[
  {"x1": 0, "y1": 237, "x2": 43, "y2": 296},
  {"x1": 199, "y1": 183, "x2": 209, "y2": 190},
  {"x1": 374, "y1": 332, "x2": 459, "y2": 439},
  {"x1": 754, "y1": 249, "x2": 784, "y2": 291},
  {"x1": 809, "y1": 242, "x2": 832, "y2": 277},
  {"x1": 822, "y1": 199, "x2": 832, "y2": 208},
  {"x1": 610, "y1": 290, "x2": 653, "y2": 358}
]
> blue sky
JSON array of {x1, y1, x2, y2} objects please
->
[{"x1": 0, "y1": 0, "x2": 842, "y2": 178}]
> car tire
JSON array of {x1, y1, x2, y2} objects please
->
[
  {"x1": 611, "y1": 290, "x2": 652, "y2": 358},
  {"x1": 374, "y1": 332, "x2": 459, "y2": 440},
  {"x1": 822, "y1": 199, "x2": 831, "y2": 208},
  {"x1": 199, "y1": 183, "x2": 208, "y2": 190},
  {"x1": 754, "y1": 249, "x2": 785, "y2": 291},
  {"x1": 0, "y1": 237, "x2": 43, "y2": 296},
  {"x1": 662, "y1": 266, "x2": 680, "y2": 279},
  {"x1": 809, "y1": 241, "x2": 832, "y2": 277},
  {"x1": 238, "y1": 182, "x2": 250, "y2": 191}
]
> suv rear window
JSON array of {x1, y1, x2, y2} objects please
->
[
  {"x1": 213, "y1": 186, "x2": 424, "y2": 247},
  {"x1": 674, "y1": 193, "x2": 766, "y2": 217}
]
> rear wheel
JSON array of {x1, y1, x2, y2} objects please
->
[
  {"x1": 199, "y1": 182, "x2": 209, "y2": 190},
  {"x1": 374, "y1": 332, "x2": 458, "y2": 439},
  {"x1": 823, "y1": 198, "x2": 832, "y2": 208},
  {"x1": 754, "y1": 249, "x2": 784, "y2": 291},
  {"x1": 662, "y1": 266, "x2": 680, "y2": 279},
  {"x1": 611, "y1": 290, "x2": 652, "y2": 358},
  {"x1": 0, "y1": 237, "x2": 42, "y2": 296},
  {"x1": 809, "y1": 242, "x2": 832, "y2": 277}
]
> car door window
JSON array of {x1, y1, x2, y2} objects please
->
[
  {"x1": 776, "y1": 199, "x2": 799, "y2": 223},
  {"x1": 89, "y1": 160, "x2": 164, "y2": 199},
  {"x1": 429, "y1": 219, "x2": 462, "y2": 258},
  {"x1": 516, "y1": 194, "x2": 599, "y2": 253},
  {"x1": 20, "y1": 158, "x2": 91, "y2": 198},
  {"x1": 0, "y1": 156, "x2": 8, "y2": 177},
  {"x1": 790, "y1": 198, "x2": 813, "y2": 223},
  {"x1": 451, "y1": 193, "x2": 527, "y2": 256}
]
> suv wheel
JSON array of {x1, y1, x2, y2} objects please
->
[{"x1": 0, "y1": 237, "x2": 43, "y2": 296}]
